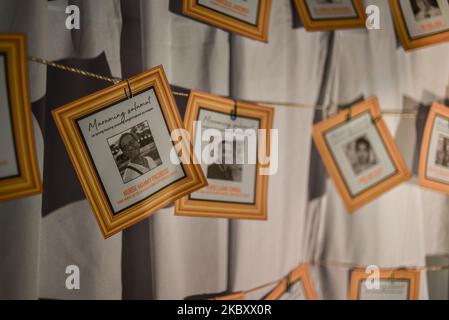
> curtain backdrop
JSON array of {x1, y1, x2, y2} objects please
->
[{"x1": 0, "y1": 0, "x2": 448, "y2": 300}]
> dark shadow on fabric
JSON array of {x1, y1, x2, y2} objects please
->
[
  {"x1": 32, "y1": 96, "x2": 47, "y2": 137},
  {"x1": 120, "y1": 0, "x2": 154, "y2": 301},
  {"x1": 171, "y1": 85, "x2": 191, "y2": 120},
  {"x1": 41, "y1": 53, "x2": 112, "y2": 217},
  {"x1": 169, "y1": 0, "x2": 184, "y2": 15},
  {"x1": 290, "y1": 0, "x2": 304, "y2": 29}
]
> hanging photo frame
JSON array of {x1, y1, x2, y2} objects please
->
[
  {"x1": 418, "y1": 102, "x2": 449, "y2": 194},
  {"x1": 182, "y1": 0, "x2": 271, "y2": 42},
  {"x1": 312, "y1": 97, "x2": 411, "y2": 213},
  {"x1": 53, "y1": 65, "x2": 207, "y2": 238},
  {"x1": 390, "y1": 0, "x2": 449, "y2": 50},
  {"x1": 265, "y1": 264, "x2": 318, "y2": 300},
  {"x1": 294, "y1": 0, "x2": 366, "y2": 31},
  {"x1": 348, "y1": 268, "x2": 420, "y2": 300},
  {"x1": 0, "y1": 33, "x2": 42, "y2": 202},
  {"x1": 175, "y1": 90, "x2": 273, "y2": 220}
]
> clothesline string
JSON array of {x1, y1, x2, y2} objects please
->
[{"x1": 27, "y1": 55, "x2": 420, "y2": 117}]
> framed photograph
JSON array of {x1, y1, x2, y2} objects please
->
[
  {"x1": 265, "y1": 264, "x2": 318, "y2": 300},
  {"x1": 312, "y1": 97, "x2": 411, "y2": 213},
  {"x1": 0, "y1": 33, "x2": 42, "y2": 202},
  {"x1": 348, "y1": 268, "x2": 420, "y2": 300},
  {"x1": 418, "y1": 102, "x2": 449, "y2": 194},
  {"x1": 175, "y1": 90, "x2": 273, "y2": 220},
  {"x1": 182, "y1": 0, "x2": 271, "y2": 42},
  {"x1": 52, "y1": 65, "x2": 207, "y2": 238},
  {"x1": 390, "y1": 0, "x2": 449, "y2": 50},
  {"x1": 294, "y1": 0, "x2": 366, "y2": 31}
]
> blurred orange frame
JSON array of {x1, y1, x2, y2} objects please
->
[
  {"x1": 390, "y1": 0, "x2": 449, "y2": 51},
  {"x1": 0, "y1": 33, "x2": 42, "y2": 202},
  {"x1": 419, "y1": 102, "x2": 449, "y2": 194},
  {"x1": 312, "y1": 97, "x2": 411, "y2": 213},
  {"x1": 348, "y1": 268, "x2": 420, "y2": 300}
]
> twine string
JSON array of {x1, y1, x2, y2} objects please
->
[{"x1": 27, "y1": 55, "x2": 421, "y2": 116}]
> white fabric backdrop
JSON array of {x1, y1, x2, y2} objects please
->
[{"x1": 0, "y1": 0, "x2": 448, "y2": 300}]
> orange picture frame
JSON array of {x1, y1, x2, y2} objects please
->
[
  {"x1": 183, "y1": 0, "x2": 271, "y2": 42},
  {"x1": 175, "y1": 90, "x2": 273, "y2": 220},
  {"x1": 348, "y1": 268, "x2": 420, "y2": 300},
  {"x1": 53, "y1": 65, "x2": 207, "y2": 238},
  {"x1": 294, "y1": 0, "x2": 366, "y2": 31},
  {"x1": 390, "y1": 0, "x2": 449, "y2": 51},
  {"x1": 312, "y1": 97, "x2": 411, "y2": 213},
  {"x1": 0, "y1": 33, "x2": 42, "y2": 202},
  {"x1": 418, "y1": 102, "x2": 449, "y2": 194}
]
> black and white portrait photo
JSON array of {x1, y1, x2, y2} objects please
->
[
  {"x1": 206, "y1": 139, "x2": 243, "y2": 182},
  {"x1": 411, "y1": 0, "x2": 442, "y2": 21},
  {"x1": 107, "y1": 121, "x2": 162, "y2": 184},
  {"x1": 434, "y1": 135, "x2": 449, "y2": 168},
  {"x1": 345, "y1": 136, "x2": 378, "y2": 176}
]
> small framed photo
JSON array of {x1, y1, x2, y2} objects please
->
[
  {"x1": 348, "y1": 268, "x2": 420, "y2": 300},
  {"x1": 418, "y1": 102, "x2": 449, "y2": 194},
  {"x1": 390, "y1": 0, "x2": 449, "y2": 50},
  {"x1": 182, "y1": 0, "x2": 271, "y2": 42},
  {"x1": 312, "y1": 97, "x2": 411, "y2": 213},
  {"x1": 175, "y1": 90, "x2": 273, "y2": 220},
  {"x1": 294, "y1": 0, "x2": 366, "y2": 31},
  {"x1": 52, "y1": 65, "x2": 207, "y2": 238},
  {"x1": 0, "y1": 34, "x2": 42, "y2": 202},
  {"x1": 265, "y1": 264, "x2": 318, "y2": 300}
]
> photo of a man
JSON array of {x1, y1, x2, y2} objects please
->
[
  {"x1": 108, "y1": 121, "x2": 162, "y2": 184},
  {"x1": 207, "y1": 139, "x2": 243, "y2": 182},
  {"x1": 345, "y1": 136, "x2": 378, "y2": 175}
]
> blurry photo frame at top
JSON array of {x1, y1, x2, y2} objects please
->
[
  {"x1": 294, "y1": 0, "x2": 366, "y2": 31},
  {"x1": 391, "y1": 0, "x2": 449, "y2": 50},
  {"x1": 182, "y1": 0, "x2": 271, "y2": 42}
]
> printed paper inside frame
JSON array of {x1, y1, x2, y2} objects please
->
[
  {"x1": 264, "y1": 264, "x2": 318, "y2": 300},
  {"x1": 0, "y1": 33, "x2": 42, "y2": 202},
  {"x1": 312, "y1": 97, "x2": 411, "y2": 213},
  {"x1": 182, "y1": 0, "x2": 271, "y2": 42},
  {"x1": 390, "y1": 0, "x2": 449, "y2": 51},
  {"x1": 52, "y1": 65, "x2": 207, "y2": 238},
  {"x1": 348, "y1": 268, "x2": 420, "y2": 300},
  {"x1": 418, "y1": 102, "x2": 449, "y2": 194},
  {"x1": 294, "y1": 0, "x2": 366, "y2": 31},
  {"x1": 175, "y1": 90, "x2": 274, "y2": 220}
]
